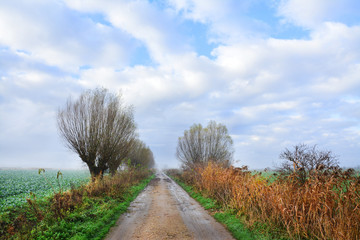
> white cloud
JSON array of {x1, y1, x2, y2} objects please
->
[
  {"x1": 169, "y1": 0, "x2": 232, "y2": 23},
  {"x1": 77, "y1": 52, "x2": 222, "y2": 111},
  {"x1": 0, "y1": 97, "x2": 81, "y2": 169},
  {"x1": 0, "y1": 98, "x2": 52, "y2": 136},
  {"x1": 277, "y1": 0, "x2": 360, "y2": 29},
  {"x1": 71, "y1": 11, "x2": 360, "y2": 168},
  {"x1": 10, "y1": 71, "x2": 50, "y2": 88},
  {"x1": 1, "y1": 0, "x2": 360, "y2": 169},
  {"x1": 64, "y1": 0, "x2": 189, "y2": 63},
  {"x1": 78, "y1": 66, "x2": 180, "y2": 109},
  {"x1": 233, "y1": 101, "x2": 298, "y2": 122},
  {"x1": 214, "y1": 22, "x2": 360, "y2": 103},
  {"x1": 168, "y1": 0, "x2": 270, "y2": 43},
  {"x1": 313, "y1": 64, "x2": 360, "y2": 94},
  {"x1": 0, "y1": 0, "x2": 135, "y2": 71}
]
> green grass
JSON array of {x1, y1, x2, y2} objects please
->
[
  {"x1": 214, "y1": 211, "x2": 265, "y2": 240},
  {"x1": 33, "y1": 174, "x2": 154, "y2": 240},
  {"x1": 170, "y1": 176, "x2": 286, "y2": 240}
]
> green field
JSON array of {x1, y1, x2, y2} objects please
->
[{"x1": 0, "y1": 169, "x2": 90, "y2": 212}]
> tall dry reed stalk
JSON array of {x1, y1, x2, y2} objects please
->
[{"x1": 181, "y1": 162, "x2": 360, "y2": 240}]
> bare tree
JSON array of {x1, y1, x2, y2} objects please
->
[
  {"x1": 127, "y1": 139, "x2": 155, "y2": 169},
  {"x1": 176, "y1": 121, "x2": 234, "y2": 169},
  {"x1": 57, "y1": 88, "x2": 137, "y2": 178},
  {"x1": 278, "y1": 143, "x2": 339, "y2": 183}
]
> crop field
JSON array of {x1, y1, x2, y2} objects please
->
[{"x1": 0, "y1": 169, "x2": 90, "y2": 212}]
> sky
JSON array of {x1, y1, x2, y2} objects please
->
[{"x1": 0, "y1": 0, "x2": 360, "y2": 170}]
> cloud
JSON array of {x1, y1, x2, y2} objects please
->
[
  {"x1": 168, "y1": 0, "x2": 272, "y2": 43},
  {"x1": 1, "y1": 0, "x2": 360, "y2": 170},
  {"x1": 64, "y1": 0, "x2": 190, "y2": 63},
  {"x1": 277, "y1": 0, "x2": 360, "y2": 29},
  {"x1": 233, "y1": 101, "x2": 299, "y2": 123},
  {"x1": 201, "y1": 21, "x2": 360, "y2": 168},
  {"x1": 59, "y1": 12, "x2": 360, "y2": 168},
  {"x1": 0, "y1": 45, "x2": 84, "y2": 169},
  {"x1": 0, "y1": 0, "x2": 136, "y2": 71},
  {"x1": 0, "y1": 96, "x2": 82, "y2": 169},
  {"x1": 214, "y1": 22, "x2": 360, "y2": 102},
  {"x1": 77, "y1": 52, "x2": 222, "y2": 111}
]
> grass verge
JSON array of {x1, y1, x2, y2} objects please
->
[
  {"x1": 40, "y1": 174, "x2": 154, "y2": 240},
  {"x1": 170, "y1": 176, "x2": 280, "y2": 240},
  {"x1": 1, "y1": 171, "x2": 154, "y2": 240}
]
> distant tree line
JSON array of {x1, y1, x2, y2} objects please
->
[
  {"x1": 127, "y1": 139, "x2": 155, "y2": 169},
  {"x1": 57, "y1": 88, "x2": 155, "y2": 178}
]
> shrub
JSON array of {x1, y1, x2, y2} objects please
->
[
  {"x1": 178, "y1": 162, "x2": 360, "y2": 239},
  {"x1": 277, "y1": 143, "x2": 339, "y2": 184}
]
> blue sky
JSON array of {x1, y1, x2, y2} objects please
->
[{"x1": 0, "y1": 0, "x2": 360, "y2": 170}]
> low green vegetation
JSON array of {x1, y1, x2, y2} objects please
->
[{"x1": 0, "y1": 169, "x2": 154, "y2": 240}]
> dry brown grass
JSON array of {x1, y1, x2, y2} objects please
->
[
  {"x1": 49, "y1": 168, "x2": 151, "y2": 219},
  {"x1": 180, "y1": 162, "x2": 360, "y2": 240}
]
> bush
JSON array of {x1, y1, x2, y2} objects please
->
[
  {"x1": 177, "y1": 162, "x2": 360, "y2": 239},
  {"x1": 277, "y1": 143, "x2": 339, "y2": 184}
]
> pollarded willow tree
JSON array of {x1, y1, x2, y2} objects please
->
[
  {"x1": 57, "y1": 88, "x2": 137, "y2": 178},
  {"x1": 176, "y1": 120, "x2": 234, "y2": 169},
  {"x1": 127, "y1": 139, "x2": 155, "y2": 169}
]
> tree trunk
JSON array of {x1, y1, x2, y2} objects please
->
[{"x1": 87, "y1": 163, "x2": 103, "y2": 181}]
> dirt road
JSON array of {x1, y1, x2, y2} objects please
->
[{"x1": 105, "y1": 172, "x2": 234, "y2": 240}]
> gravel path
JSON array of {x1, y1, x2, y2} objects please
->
[{"x1": 105, "y1": 172, "x2": 234, "y2": 240}]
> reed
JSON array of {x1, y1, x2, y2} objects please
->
[{"x1": 181, "y1": 162, "x2": 360, "y2": 240}]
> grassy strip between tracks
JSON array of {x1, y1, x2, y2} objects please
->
[
  {"x1": 170, "y1": 176, "x2": 281, "y2": 240},
  {"x1": 1, "y1": 171, "x2": 155, "y2": 240}
]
